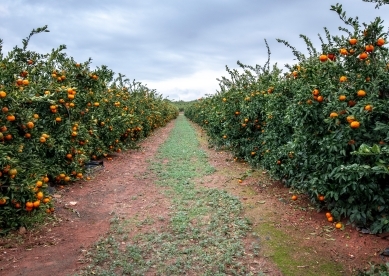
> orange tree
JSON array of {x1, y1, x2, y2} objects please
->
[
  {"x1": 186, "y1": 3, "x2": 389, "y2": 233},
  {"x1": 0, "y1": 27, "x2": 178, "y2": 233}
]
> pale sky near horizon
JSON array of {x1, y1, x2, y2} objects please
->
[{"x1": 1, "y1": 1, "x2": 388, "y2": 101}]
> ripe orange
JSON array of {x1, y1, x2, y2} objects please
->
[
  {"x1": 6, "y1": 114, "x2": 15, "y2": 121},
  {"x1": 36, "y1": 180, "x2": 43, "y2": 188},
  {"x1": 22, "y1": 79, "x2": 29, "y2": 85},
  {"x1": 339, "y1": 76, "x2": 347, "y2": 82},
  {"x1": 33, "y1": 200, "x2": 40, "y2": 208},
  {"x1": 238, "y1": 179, "x2": 243, "y2": 184},
  {"x1": 359, "y1": 52, "x2": 368, "y2": 60},
  {"x1": 319, "y1": 54, "x2": 328, "y2": 62},
  {"x1": 364, "y1": 105, "x2": 373, "y2": 112},
  {"x1": 377, "y1": 38, "x2": 385, "y2": 47},
  {"x1": 36, "y1": 192, "x2": 44, "y2": 200},
  {"x1": 365, "y1": 44, "x2": 374, "y2": 52},
  {"x1": 291, "y1": 195, "x2": 298, "y2": 201},
  {"x1": 316, "y1": 95, "x2": 324, "y2": 102},
  {"x1": 339, "y1": 48, "x2": 348, "y2": 55},
  {"x1": 327, "y1": 216, "x2": 334, "y2": 222},
  {"x1": 25, "y1": 202, "x2": 34, "y2": 208},
  {"x1": 0, "y1": 91, "x2": 6, "y2": 98},
  {"x1": 66, "y1": 153, "x2": 72, "y2": 159},
  {"x1": 318, "y1": 195, "x2": 325, "y2": 201},
  {"x1": 350, "y1": 121, "x2": 360, "y2": 129},
  {"x1": 325, "y1": 212, "x2": 332, "y2": 218},
  {"x1": 349, "y1": 38, "x2": 357, "y2": 45},
  {"x1": 335, "y1": 222, "x2": 342, "y2": 229},
  {"x1": 43, "y1": 197, "x2": 50, "y2": 204},
  {"x1": 26, "y1": 121, "x2": 34, "y2": 129},
  {"x1": 338, "y1": 95, "x2": 346, "y2": 101},
  {"x1": 329, "y1": 112, "x2": 338, "y2": 118},
  {"x1": 39, "y1": 136, "x2": 46, "y2": 143},
  {"x1": 312, "y1": 89, "x2": 320, "y2": 96},
  {"x1": 357, "y1": 90, "x2": 366, "y2": 97}
]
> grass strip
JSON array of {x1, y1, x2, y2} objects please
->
[{"x1": 77, "y1": 115, "x2": 260, "y2": 276}]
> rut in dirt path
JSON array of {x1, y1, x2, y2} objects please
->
[{"x1": 76, "y1": 114, "x2": 280, "y2": 276}]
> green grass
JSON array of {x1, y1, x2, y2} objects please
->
[{"x1": 76, "y1": 115, "x2": 261, "y2": 276}]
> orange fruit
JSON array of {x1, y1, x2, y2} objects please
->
[
  {"x1": 318, "y1": 195, "x2": 325, "y2": 201},
  {"x1": 359, "y1": 52, "x2": 368, "y2": 60},
  {"x1": 364, "y1": 105, "x2": 373, "y2": 112},
  {"x1": 335, "y1": 222, "x2": 342, "y2": 229},
  {"x1": 325, "y1": 212, "x2": 332, "y2": 218},
  {"x1": 339, "y1": 76, "x2": 347, "y2": 82},
  {"x1": 377, "y1": 38, "x2": 385, "y2": 47},
  {"x1": 238, "y1": 179, "x2": 243, "y2": 184},
  {"x1": 319, "y1": 54, "x2": 328, "y2": 62},
  {"x1": 0, "y1": 91, "x2": 6, "y2": 98},
  {"x1": 316, "y1": 95, "x2": 324, "y2": 102},
  {"x1": 365, "y1": 44, "x2": 374, "y2": 52},
  {"x1": 36, "y1": 180, "x2": 43, "y2": 188},
  {"x1": 6, "y1": 114, "x2": 15, "y2": 121},
  {"x1": 346, "y1": 115, "x2": 355, "y2": 123},
  {"x1": 26, "y1": 121, "x2": 34, "y2": 129},
  {"x1": 327, "y1": 216, "x2": 334, "y2": 222},
  {"x1": 43, "y1": 197, "x2": 50, "y2": 204},
  {"x1": 25, "y1": 202, "x2": 34, "y2": 208},
  {"x1": 33, "y1": 200, "x2": 40, "y2": 208},
  {"x1": 291, "y1": 195, "x2": 298, "y2": 201},
  {"x1": 350, "y1": 121, "x2": 360, "y2": 129},
  {"x1": 357, "y1": 90, "x2": 366, "y2": 97},
  {"x1": 349, "y1": 38, "x2": 357, "y2": 45},
  {"x1": 339, "y1": 48, "x2": 348, "y2": 55},
  {"x1": 312, "y1": 89, "x2": 320, "y2": 96},
  {"x1": 36, "y1": 192, "x2": 44, "y2": 200},
  {"x1": 338, "y1": 95, "x2": 346, "y2": 101},
  {"x1": 329, "y1": 112, "x2": 338, "y2": 118}
]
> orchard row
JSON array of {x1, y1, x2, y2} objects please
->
[
  {"x1": 0, "y1": 27, "x2": 178, "y2": 232},
  {"x1": 186, "y1": 5, "x2": 389, "y2": 233}
]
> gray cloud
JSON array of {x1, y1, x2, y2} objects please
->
[{"x1": 1, "y1": 0, "x2": 388, "y2": 101}]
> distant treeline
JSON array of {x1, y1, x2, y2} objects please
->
[{"x1": 171, "y1": 100, "x2": 197, "y2": 112}]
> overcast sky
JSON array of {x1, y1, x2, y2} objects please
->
[{"x1": 1, "y1": 1, "x2": 388, "y2": 101}]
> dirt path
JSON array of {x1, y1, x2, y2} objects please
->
[
  {"x1": 1, "y1": 115, "x2": 388, "y2": 276},
  {"x1": 0, "y1": 120, "x2": 176, "y2": 276}
]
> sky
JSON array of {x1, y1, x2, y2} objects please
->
[{"x1": 0, "y1": 1, "x2": 388, "y2": 101}]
